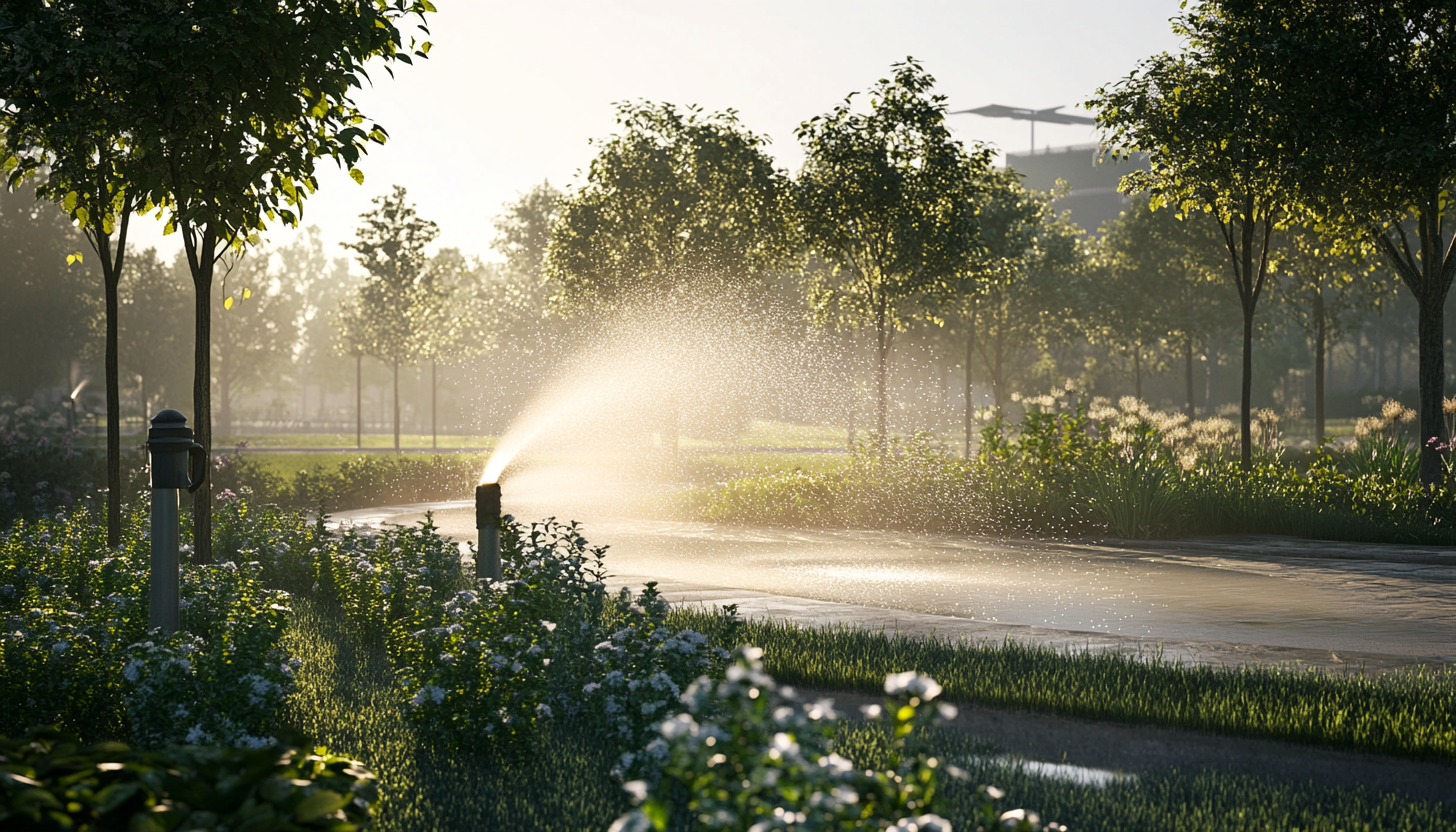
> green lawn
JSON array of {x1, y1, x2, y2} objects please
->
[{"x1": 284, "y1": 600, "x2": 1456, "y2": 831}]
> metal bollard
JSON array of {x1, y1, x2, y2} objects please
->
[
  {"x1": 476, "y1": 482, "x2": 502, "y2": 583},
  {"x1": 146, "y1": 410, "x2": 205, "y2": 633}
]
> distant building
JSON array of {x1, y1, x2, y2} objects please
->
[{"x1": 1004, "y1": 144, "x2": 1149, "y2": 234}]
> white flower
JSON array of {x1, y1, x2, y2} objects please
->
[
  {"x1": 889, "y1": 814, "x2": 954, "y2": 832},
  {"x1": 510, "y1": 661, "x2": 523, "y2": 672},
  {"x1": 51, "y1": 641, "x2": 68, "y2": 653},
  {"x1": 184, "y1": 725, "x2": 210, "y2": 744},
  {"x1": 884, "y1": 671, "x2": 942, "y2": 700},
  {"x1": 541, "y1": 620, "x2": 557, "y2": 632},
  {"x1": 1000, "y1": 809, "x2": 1038, "y2": 828},
  {"x1": 410, "y1": 685, "x2": 447, "y2": 707}
]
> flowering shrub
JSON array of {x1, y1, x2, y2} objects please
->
[
  {"x1": 613, "y1": 647, "x2": 1047, "y2": 832},
  {"x1": 578, "y1": 583, "x2": 730, "y2": 778},
  {"x1": 122, "y1": 561, "x2": 296, "y2": 749},
  {"x1": 0, "y1": 500, "x2": 300, "y2": 748},
  {"x1": 703, "y1": 386, "x2": 1456, "y2": 544},
  {"x1": 0, "y1": 399, "x2": 106, "y2": 529}
]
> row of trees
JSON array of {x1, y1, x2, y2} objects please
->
[
  {"x1": 0, "y1": 0, "x2": 435, "y2": 556},
  {"x1": 1091, "y1": 0, "x2": 1456, "y2": 483},
  {"x1": 535, "y1": 53, "x2": 1430, "y2": 472}
]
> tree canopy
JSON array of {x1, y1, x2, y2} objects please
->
[
  {"x1": 546, "y1": 101, "x2": 793, "y2": 311},
  {"x1": 1091, "y1": 6, "x2": 1295, "y2": 468},
  {"x1": 797, "y1": 59, "x2": 992, "y2": 449}
]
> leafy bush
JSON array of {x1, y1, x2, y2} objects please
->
[
  {"x1": 322, "y1": 512, "x2": 729, "y2": 765},
  {"x1": 0, "y1": 499, "x2": 301, "y2": 747},
  {"x1": 701, "y1": 389, "x2": 1456, "y2": 545},
  {"x1": 614, "y1": 647, "x2": 1050, "y2": 832},
  {"x1": 0, "y1": 400, "x2": 111, "y2": 529},
  {"x1": 214, "y1": 447, "x2": 484, "y2": 513},
  {"x1": 0, "y1": 727, "x2": 377, "y2": 831}
]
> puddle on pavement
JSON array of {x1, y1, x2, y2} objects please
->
[{"x1": 969, "y1": 755, "x2": 1135, "y2": 788}]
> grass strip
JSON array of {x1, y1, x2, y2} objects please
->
[
  {"x1": 668, "y1": 612, "x2": 1456, "y2": 765},
  {"x1": 281, "y1": 601, "x2": 1454, "y2": 831},
  {"x1": 836, "y1": 724, "x2": 1456, "y2": 832}
]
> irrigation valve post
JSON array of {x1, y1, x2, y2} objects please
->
[
  {"x1": 145, "y1": 410, "x2": 205, "y2": 633},
  {"x1": 476, "y1": 482, "x2": 502, "y2": 583}
]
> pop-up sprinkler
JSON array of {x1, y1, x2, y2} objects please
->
[{"x1": 476, "y1": 482, "x2": 502, "y2": 583}]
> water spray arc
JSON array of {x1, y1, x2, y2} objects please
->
[{"x1": 475, "y1": 482, "x2": 502, "y2": 582}]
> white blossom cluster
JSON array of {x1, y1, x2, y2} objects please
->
[{"x1": 613, "y1": 647, "x2": 1046, "y2": 832}]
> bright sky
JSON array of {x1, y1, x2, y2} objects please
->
[{"x1": 131, "y1": 0, "x2": 1185, "y2": 266}]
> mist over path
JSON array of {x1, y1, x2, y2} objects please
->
[{"x1": 333, "y1": 463, "x2": 1456, "y2": 673}]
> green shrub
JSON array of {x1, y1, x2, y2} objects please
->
[
  {"x1": 615, "y1": 647, "x2": 1048, "y2": 832},
  {"x1": 0, "y1": 727, "x2": 377, "y2": 831},
  {"x1": 214, "y1": 448, "x2": 483, "y2": 513},
  {"x1": 701, "y1": 391, "x2": 1456, "y2": 545}
]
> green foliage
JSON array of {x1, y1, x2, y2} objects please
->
[
  {"x1": 835, "y1": 723, "x2": 1456, "y2": 832},
  {"x1": 0, "y1": 498, "x2": 315, "y2": 745},
  {"x1": 797, "y1": 59, "x2": 992, "y2": 446},
  {"x1": 212, "y1": 447, "x2": 484, "y2": 514},
  {"x1": 0, "y1": 727, "x2": 378, "y2": 832},
  {"x1": 618, "y1": 648, "x2": 1039, "y2": 832},
  {"x1": 669, "y1": 612, "x2": 1456, "y2": 765},
  {"x1": 0, "y1": 401, "x2": 98, "y2": 529},
  {"x1": 702, "y1": 393, "x2": 1456, "y2": 545},
  {"x1": 547, "y1": 101, "x2": 793, "y2": 310}
]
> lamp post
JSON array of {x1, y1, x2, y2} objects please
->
[{"x1": 146, "y1": 410, "x2": 205, "y2": 632}]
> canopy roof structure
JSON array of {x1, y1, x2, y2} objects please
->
[{"x1": 951, "y1": 104, "x2": 1096, "y2": 154}]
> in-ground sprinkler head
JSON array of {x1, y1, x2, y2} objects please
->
[{"x1": 476, "y1": 482, "x2": 502, "y2": 583}]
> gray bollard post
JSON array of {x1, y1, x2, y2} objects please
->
[
  {"x1": 146, "y1": 410, "x2": 205, "y2": 633},
  {"x1": 476, "y1": 482, "x2": 502, "y2": 583}
]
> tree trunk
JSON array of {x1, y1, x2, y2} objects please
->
[
  {"x1": 140, "y1": 374, "x2": 149, "y2": 426},
  {"x1": 1183, "y1": 339, "x2": 1195, "y2": 418},
  {"x1": 104, "y1": 265, "x2": 122, "y2": 548},
  {"x1": 874, "y1": 299, "x2": 890, "y2": 452},
  {"x1": 1133, "y1": 344, "x2": 1143, "y2": 401},
  {"x1": 90, "y1": 207, "x2": 131, "y2": 549},
  {"x1": 431, "y1": 359, "x2": 438, "y2": 450},
  {"x1": 964, "y1": 313, "x2": 975, "y2": 458},
  {"x1": 1314, "y1": 290, "x2": 1326, "y2": 442},
  {"x1": 1240, "y1": 305, "x2": 1254, "y2": 469},
  {"x1": 186, "y1": 239, "x2": 215, "y2": 566},
  {"x1": 392, "y1": 359, "x2": 401, "y2": 452},
  {"x1": 356, "y1": 354, "x2": 362, "y2": 449},
  {"x1": 1204, "y1": 344, "x2": 1214, "y2": 416},
  {"x1": 1417, "y1": 295, "x2": 1448, "y2": 484}
]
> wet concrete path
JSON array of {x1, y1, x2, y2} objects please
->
[{"x1": 332, "y1": 465, "x2": 1456, "y2": 673}]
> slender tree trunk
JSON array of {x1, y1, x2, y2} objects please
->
[
  {"x1": 91, "y1": 207, "x2": 131, "y2": 549},
  {"x1": 992, "y1": 331, "x2": 1005, "y2": 411},
  {"x1": 964, "y1": 312, "x2": 975, "y2": 458},
  {"x1": 1183, "y1": 339, "x2": 1195, "y2": 419},
  {"x1": 1240, "y1": 305, "x2": 1254, "y2": 469},
  {"x1": 185, "y1": 232, "x2": 216, "y2": 566},
  {"x1": 1314, "y1": 291, "x2": 1327, "y2": 442},
  {"x1": 103, "y1": 267, "x2": 122, "y2": 548},
  {"x1": 874, "y1": 300, "x2": 890, "y2": 452},
  {"x1": 392, "y1": 360, "x2": 401, "y2": 452},
  {"x1": 1417, "y1": 295, "x2": 1448, "y2": 484},
  {"x1": 1204, "y1": 344, "x2": 1214, "y2": 417},
  {"x1": 140, "y1": 374, "x2": 149, "y2": 426},
  {"x1": 1133, "y1": 344, "x2": 1143, "y2": 401},
  {"x1": 356, "y1": 354, "x2": 362, "y2": 449},
  {"x1": 431, "y1": 359, "x2": 438, "y2": 450}
]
